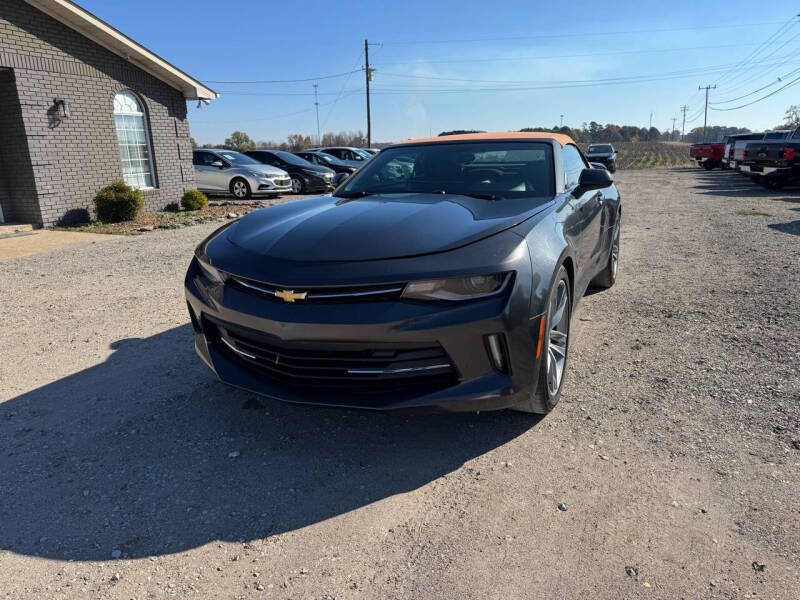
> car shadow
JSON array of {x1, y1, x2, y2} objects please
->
[
  {"x1": 0, "y1": 325, "x2": 537, "y2": 561},
  {"x1": 768, "y1": 219, "x2": 800, "y2": 236},
  {"x1": 691, "y1": 170, "x2": 800, "y2": 198}
]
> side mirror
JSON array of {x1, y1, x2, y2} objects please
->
[
  {"x1": 211, "y1": 160, "x2": 224, "y2": 168},
  {"x1": 576, "y1": 167, "x2": 613, "y2": 193}
]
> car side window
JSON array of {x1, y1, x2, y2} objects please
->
[
  {"x1": 325, "y1": 149, "x2": 342, "y2": 159},
  {"x1": 194, "y1": 152, "x2": 217, "y2": 166},
  {"x1": 562, "y1": 145, "x2": 587, "y2": 190},
  {"x1": 793, "y1": 129, "x2": 800, "y2": 139},
  {"x1": 261, "y1": 153, "x2": 280, "y2": 166}
]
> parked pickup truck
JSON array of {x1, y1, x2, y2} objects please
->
[
  {"x1": 741, "y1": 127, "x2": 800, "y2": 189},
  {"x1": 690, "y1": 141, "x2": 725, "y2": 170},
  {"x1": 722, "y1": 133, "x2": 752, "y2": 169},
  {"x1": 730, "y1": 133, "x2": 765, "y2": 171}
]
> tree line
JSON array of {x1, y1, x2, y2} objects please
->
[
  {"x1": 518, "y1": 123, "x2": 754, "y2": 144},
  {"x1": 190, "y1": 105, "x2": 800, "y2": 151},
  {"x1": 191, "y1": 130, "x2": 369, "y2": 152}
]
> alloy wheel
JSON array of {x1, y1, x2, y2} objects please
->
[
  {"x1": 546, "y1": 280, "x2": 569, "y2": 396},
  {"x1": 232, "y1": 180, "x2": 247, "y2": 198},
  {"x1": 291, "y1": 178, "x2": 302, "y2": 194}
]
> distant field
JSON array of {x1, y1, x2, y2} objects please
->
[{"x1": 585, "y1": 142, "x2": 694, "y2": 169}]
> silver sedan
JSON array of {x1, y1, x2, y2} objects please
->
[{"x1": 193, "y1": 149, "x2": 292, "y2": 199}]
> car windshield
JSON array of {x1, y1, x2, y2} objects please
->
[
  {"x1": 588, "y1": 145, "x2": 612, "y2": 153},
  {"x1": 217, "y1": 151, "x2": 261, "y2": 166},
  {"x1": 336, "y1": 142, "x2": 555, "y2": 200},
  {"x1": 353, "y1": 148, "x2": 373, "y2": 159},
  {"x1": 315, "y1": 153, "x2": 347, "y2": 166},
  {"x1": 273, "y1": 150, "x2": 312, "y2": 166}
]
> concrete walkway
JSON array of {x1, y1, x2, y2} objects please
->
[{"x1": 0, "y1": 229, "x2": 115, "y2": 260}]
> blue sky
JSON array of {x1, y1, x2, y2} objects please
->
[{"x1": 80, "y1": 0, "x2": 800, "y2": 144}]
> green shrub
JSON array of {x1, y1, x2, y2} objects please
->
[
  {"x1": 180, "y1": 189, "x2": 208, "y2": 211},
  {"x1": 94, "y1": 181, "x2": 144, "y2": 222}
]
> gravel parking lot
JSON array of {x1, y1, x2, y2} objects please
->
[{"x1": 1, "y1": 169, "x2": 798, "y2": 599}]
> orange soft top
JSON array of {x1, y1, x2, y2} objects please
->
[{"x1": 394, "y1": 131, "x2": 575, "y2": 147}]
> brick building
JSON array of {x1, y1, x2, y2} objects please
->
[{"x1": 0, "y1": 0, "x2": 217, "y2": 227}]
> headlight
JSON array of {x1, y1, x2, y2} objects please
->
[
  {"x1": 196, "y1": 257, "x2": 224, "y2": 283},
  {"x1": 402, "y1": 273, "x2": 509, "y2": 301},
  {"x1": 247, "y1": 169, "x2": 264, "y2": 178}
]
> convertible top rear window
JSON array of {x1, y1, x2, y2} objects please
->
[{"x1": 337, "y1": 142, "x2": 555, "y2": 200}]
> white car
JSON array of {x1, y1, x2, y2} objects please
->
[{"x1": 193, "y1": 149, "x2": 291, "y2": 199}]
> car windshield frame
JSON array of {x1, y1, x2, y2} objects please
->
[
  {"x1": 271, "y1": 150, "x2": 314, "y2": 166},
  {"x1": 215, "y1": 151, "x2": 262, "y2": 166},
  {"x1": 335, "y1": 141, "x2": 556, "y2": 201},
  {"x1": 312, "y1": 152, "x2": 347, "y2": 167}
]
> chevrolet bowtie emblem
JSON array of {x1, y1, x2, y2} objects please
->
[{"x1": 274, "y1": 289, "x2": 308, "y2": 303}]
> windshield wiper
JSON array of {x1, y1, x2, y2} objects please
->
[
  {"x1": 430, "y1": 190, "x2": 504, "y2": 201},
  {"x1": 460, "y1": 193, "x2": 505, "y2": 201},
  {"x1": 334, "y1": 190, "x2": 375, "y2": 199}
]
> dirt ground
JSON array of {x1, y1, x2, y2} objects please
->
[{"x1": 0, "y1": 169, "x2": 798, "y2": 599}]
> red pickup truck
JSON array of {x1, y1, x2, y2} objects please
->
[{"x1": 690, "y1": 140, "x2": 726, "y2": 170}]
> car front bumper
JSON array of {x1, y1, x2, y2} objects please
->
[
  {"x1": 587, "y1": 157, "x2": 615, "y2": 168},
  {"x1": 184, "y1": 234, "x2": 546, "y2": 412},
  {"x1": 250, "y1": 175, "x2": 292, "y2": 195}
]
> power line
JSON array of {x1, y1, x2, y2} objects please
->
[
  {"x1": 378, "y1": 20, "x2": 787, "y2": 45},
  {"x1": 709, "y1": 33, "x2": 800, "y2": 97},
  {"x1": 710, "y1": 65, "x2": 800, "y2": 105},
  {"x1": 712, "y1": 15, "x2": 799, "y2": 86},
  {"x1": 191, "y1": 95, "x2": 359, "y2": 124},
  {"x1": 202, "y1": 70, "x2": 362, "y2": 84},
  {"x1": 214, "y1": 55, "x2": 800, "y2": 99},
  {"x1": 371, "y1": 42, "x2": 770, "y2": 67},
  {"x1": 376, "y1": 56, "x2": 800, "y2": 86},
  {"x1": 320, "y1": 50, "x2": 364, "y2": 131},
  {"x1": 709, "y1": 74, "x2": 800, "y2": 111}
]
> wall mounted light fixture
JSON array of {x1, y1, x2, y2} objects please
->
[{"x1": 53, "y1": 97, "x2": 70, "y2": 118}]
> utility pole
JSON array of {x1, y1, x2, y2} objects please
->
[
  {"x1": 313, "y1": 83, "x2": 320, "y2": 145},
  {"x1": 648, "y1": 112, "x2": 653, "y2": 140},
  {"x1": 698, "y1": 85, "x2": 716, "y2": 143},
  {"x1": 671, "y1": 117, "x2": 677, "y2": 141},
  {"x1": 680, "y1": 105, "x2": 689, "y2": 141},
  {"x1": 364, "y1": 39, "x2": 375, "y2": 147},
  {"x1": 560, "y1": 114, "x2": 564, "y2": 127}
]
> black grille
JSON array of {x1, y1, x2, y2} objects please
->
[
  {"x1": 205, "y1": 318, "x2": 457, "y2": 392},
  {"x1": 227, "y1": 275, "x2": 405, "y2": 303}
]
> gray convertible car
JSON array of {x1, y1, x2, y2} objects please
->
[{"x1": 186, "y1": 132, "x2": 621, "y2": 413}]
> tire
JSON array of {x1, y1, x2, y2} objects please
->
[
  {"x1": 702, "y1": 161, "x2": 714, "y2": 171},
  {"x1": 591, "y1": 211, "x2": 620, "y2": 289},
  {"x1": 230, "y1": 178, "x2": 251, "y2": 199},
  {"x1": 762, "y1": 177, "x2": 786, "y2": 190},
  {"x1": 609, "y1": 165, "x2": 617, "y2": 174},
  {"x1": 512, "y1": 265, "x2": 571, "y2": 414},
  {"x1": 290, "y1": 176, "x2": 305, "y2": 195}
]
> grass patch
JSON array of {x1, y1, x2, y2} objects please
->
[{"x1": 737, "y1": 209, "x2": 772, "y2": 216}]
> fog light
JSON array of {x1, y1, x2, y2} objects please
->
[{"x1": 485, "y1": 333, "x2": 510, "y2": 375}]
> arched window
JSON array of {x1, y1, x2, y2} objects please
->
[{"x1": 113, "y1": 91, "x2": 155, "y2": 189}]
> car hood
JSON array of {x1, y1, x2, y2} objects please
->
[
  {"x1": 243, "y1": 164, "x2": 287, "y2": 177},
  {"x1": 303, "y1": 164, "x2": 336, "y2": 175},
  {"x1": 222, "y1": 193, "x2": 551, "y2": 262}
]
